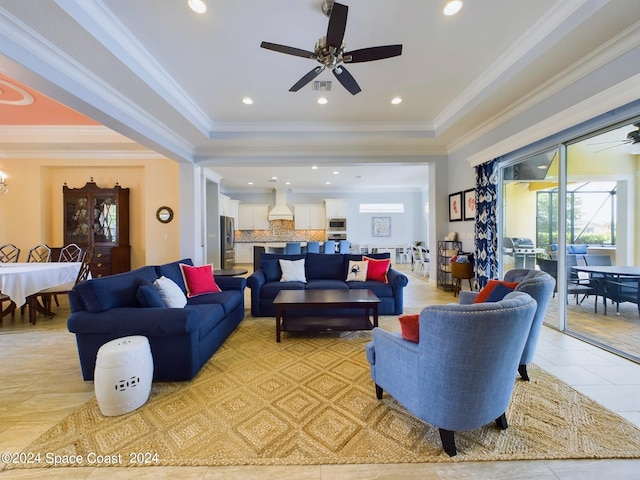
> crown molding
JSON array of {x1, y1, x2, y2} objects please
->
[{"x1": 55, "y1": 0, "x2": 213, "y2": 136}]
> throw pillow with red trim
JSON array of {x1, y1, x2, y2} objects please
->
[
  {"x1": 179, "y1": 263, "x2": 221, "y2": 298},
  {"x1": 363, "y1": 256, "x2": 391, "y2": 283},
  {"x1": 474, "y1": 280, "x2": 519, "y2": 303}
]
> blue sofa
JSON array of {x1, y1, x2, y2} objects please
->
[
  {"x1": 67, "y1": 258, "x2": 246, "y2": 381},
  {"x1": 247, "y1": 252, "x2": 409, "y2": 317}
]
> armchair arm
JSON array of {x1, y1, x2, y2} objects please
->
[
  {"x1": 216, "y1": 276, "x2": 247, "y2": 291},
  {"x1": 458, "y1": 291, "x2": 478, "y2": 304}
]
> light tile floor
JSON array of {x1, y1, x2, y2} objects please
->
[{"x1": 0, "y1": 264, "x2": 639, "y2": 479}]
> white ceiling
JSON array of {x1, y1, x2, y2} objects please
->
[{"x1": 0, "y1": 0, "x2": 639, "y2": 192}]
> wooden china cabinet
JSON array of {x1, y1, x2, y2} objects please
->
[{"x1": 63, "y1": 180, "x2": 131, "y2": 277}]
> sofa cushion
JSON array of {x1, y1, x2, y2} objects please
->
[
  {"x1": 184, "y1": 304, "x2": 226, "y2": 340},
  {"x1": 262, "y1": 260, "x2": 281, "y2": 283},
  {"x1": 74, "y1": 265, "x2": 159, "y2": 313},
  {"x1": 474, "y1": 280, "x2": 519, "y2": 303},
  {"x1": 347, "y1": 280, "x2": 393, "y2": 298},
  {"x1": 364, "y1": 256, "x2": 391, "y2": 283},
  {"x1": 180, "y1": 263, "x2": 221, "y2": 297},
  {"x1": 346, "y1": 260, "x2": 368, "y2": 282},
  {"x1": 306, "y1": 279, "x2": 349, "y2": 290},
  {"x1": 279, "y1": 259, "x2": 307, "y2": 282},
  {"x1": 568, "y1": 244, "x2": 588, "y2": 254},
  {"x1": 154, "y1": 276, "x2": 188, "y2": 308},
  {"x1": 261, "y1": 281, "x2": 305, "y2": 300},
  {"x1": 187, "y1": 290, "x2": 242, "y2": 315},
  {"x1": 305, "y1": 252, "x2": 344, "y2": 280},
  {"x1": 137, "y1": 279, "x2": 165, "y2": 308},
  {"x1": 156, "y1": 258, "x2": 193, "y2": 292}
]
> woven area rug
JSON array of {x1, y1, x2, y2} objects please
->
[{"x1": 8, "y1": 316, "x2": 640, "y2": 469}]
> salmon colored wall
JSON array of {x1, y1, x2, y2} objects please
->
[{"x1": 0, "y1": 157, "x2": 180, "y2": 268}]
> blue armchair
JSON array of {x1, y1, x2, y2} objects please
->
[
  {"x1": 366, "y1": 291, "x2": 537, "y2": 456},
  {"x1": 459, "y1": 268, "x2": 555, "y2": 381}
]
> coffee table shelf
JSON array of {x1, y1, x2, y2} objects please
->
[{"x1": 282, "y1": 316, "x2": 374, "y2": 333}]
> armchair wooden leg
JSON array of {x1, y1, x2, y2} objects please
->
[
  {"x1": 439, "y1": 429, "x2": 457, "y2": 457},
  {"x1": 495, "y1": 413, "x2": 508, "y2": 430},
  {"x1": 375, "y1": 384, "x2": 383, "y2": 400},
  {"x1": 518, "y1": 364, "x2": 530, "y2": 381}
]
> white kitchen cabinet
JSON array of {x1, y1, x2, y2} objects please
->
[
  {"x1": 324, "y1": 199, "x2": 348, "y2": 218},
  {"x1": 295, "y1": 204, "x2": 326, "y2": 230},
  {"x1": 238, "y1": 204, "x2": 270, "y2": 230},
  {"x1": 220, "y1": 195, "x2": 239, "y2": 223},
  {"x1": 235, "y1": 243, "x2": 253, "y2": 264}
]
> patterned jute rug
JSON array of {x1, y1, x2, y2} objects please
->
[{"x1": 9, "y1": 316, "x2": 640, "y2": 469}]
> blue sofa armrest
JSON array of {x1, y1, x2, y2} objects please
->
[
  {"x1": 67, "y1": 307, "x2": 200, "y2": 336},
  {"x1": 247, "y1": 270, "x2": 266, "y2": 316},
  {"x1": 216, "y1": 276, "x2": 247, "y2": 291},
  {"x1": 387, "y1": 268, "x2": 409, "y2": 314}
]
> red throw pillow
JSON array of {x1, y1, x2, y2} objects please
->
[
  {"x1": 398, "y1": 314, "x2": 420, "y2": 343},
  {"x1": 179, "y1": 263, "x2": 221, "y2": 298},
  {"x1": 474, "y1": 280, "x2": 519, "y2": 303},
  {"x1": 363, "y1": 256, "x2": 391, "y2": 283}
]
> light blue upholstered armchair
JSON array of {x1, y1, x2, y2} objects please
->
[
  {"x1": 459, "y1": 268, "x2": 555, "y2": 381},
  {"x1": 365, "y1": 291, "x2": 537, "y2": 456}
]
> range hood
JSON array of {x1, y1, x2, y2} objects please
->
[{"x1": 268, "y1": 188, "x2": 294, "y2": 221}]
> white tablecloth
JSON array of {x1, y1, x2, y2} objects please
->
[{"x1": 0, "y1": 262, "x2": 82, "y2": 306}]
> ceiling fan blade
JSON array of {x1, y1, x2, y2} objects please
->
[
  {"x1": 332, "y1": 66, "x2": 361, "y2": 95},
  {"x1": 260, "y1": 41, "x2": 315, "y2": 59},
  {"x1": 289, "y1": 66, "x2": 325, "y2": 92},
  {"x1": 326, "y1": 2, "x2": 348, "y2": 49},
  {"x1": 344, "y1": 45, "x2": 403, "y2": 63}
]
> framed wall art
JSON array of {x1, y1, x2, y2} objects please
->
[
  {"x1": 448, "y1": 192, "x2": 463, "y2": 222},
  {"x1": 463, "y1": 188, "x2": 476, "y2": 221},
  {"x1": 372, "y1": 216, "x2": 391, "y2": 237}
]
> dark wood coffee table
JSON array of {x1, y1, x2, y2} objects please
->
[{"x1": 273, "y1": 289, "x2": 381, "y2": 342}]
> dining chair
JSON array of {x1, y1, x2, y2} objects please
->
[
  {"x1": 584, "y1": 254, "x2": 612, "y2": 313},
  {"x1": 339, "y1": 240, "x2": 350, "y2": 253},
  {"x1": 26, "y1": 243, "x2": 52, "y2": 263},
  {"x1": 397, "y1": 245, "x2": 411, "y2": 264},
  {"x1": 537, "y1": 257, "x2": 594, "y2": 305},
  {"x1": 28, "y1": 246, "x2": 94, "y2": 324},
  {"x1": 59, "y1": 243, "x2": 84, "y2": 262},
  {"x1": 411, "y1": 246, "x2": 428, "y2": 276},
  {"x1": 0, "y1": 243, "x2": 20, "y2": 263}
]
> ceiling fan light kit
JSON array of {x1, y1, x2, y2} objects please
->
[{"x1": 260, "y1": 2, "x2": 402, "y2": 95}]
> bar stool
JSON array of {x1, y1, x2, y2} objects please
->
[{"x1": 94, "y1": 336, "x2": 153, "y2": 416}]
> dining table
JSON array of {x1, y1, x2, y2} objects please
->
[
  {"x1": 0, "y1": 262, "x2": 83, "y2": 323},
  {"x1": 572, "y1": 265, "x2": 640, "y2": 314}
]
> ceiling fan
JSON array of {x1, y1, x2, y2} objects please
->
[
  {"x1": 260, "y1": 1, "x2": 402, "y2": 95},
  {"x1": 589, "y1": 123, "x2": 640, "y2": 152}
]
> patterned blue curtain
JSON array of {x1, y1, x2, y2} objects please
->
[{"x1": 474, "y1": 158, "x2": 499, "y2": 288}]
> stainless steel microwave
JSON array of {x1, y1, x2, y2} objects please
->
[{"x1": 327, "y1": 218, "x2": 346, "y2": 230}]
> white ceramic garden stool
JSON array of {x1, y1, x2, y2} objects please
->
[{"x1": 94, "y1": 336, "x2": 154, "y2": 416}]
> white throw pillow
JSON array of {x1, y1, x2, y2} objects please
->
[
  {"x1": 346, "y1": 260, "x2": 368, "y2": 282},
  {"x1": 153, "y1": 275, "x2": 187, "y2": 308},
  {"x1": 279, "y1": 259, "x2": 307, "y2": 283}
]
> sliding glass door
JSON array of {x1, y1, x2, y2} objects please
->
[{"x1": 498, "y1": 120, "x2": 639, "y2": 362}]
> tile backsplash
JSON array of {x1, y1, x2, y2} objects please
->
[{"x1": 235, "y1": 220, "x2": 326, "y2": 242}]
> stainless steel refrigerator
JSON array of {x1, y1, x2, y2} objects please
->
[{"x1": 220, "y1": 216, "x2": 235, "y2": 269}]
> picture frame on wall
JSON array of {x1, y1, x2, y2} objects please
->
[
  {"x1": 449, "y1": 192, "x2": 463, "y2": 222},
  {"x1": 372, "y1": 216, "x2": 391, "y2": 237},
  {"x1": 463, "y1": 188, "x2": 476, "y2": 221}
]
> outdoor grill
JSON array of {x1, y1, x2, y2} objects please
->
[{"x1": 503, "y1": 237, "x2": 540, "y2": 269}]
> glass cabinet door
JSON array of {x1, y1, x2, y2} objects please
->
[
  {"x1": 93, "y1": 194, "x2": 117, "y2": 244},
  {"x1": 65, "y1": 194, "x2": 90, "y2": 245}
]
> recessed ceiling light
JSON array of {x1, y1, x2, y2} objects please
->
[
  {"x1": 333, "y1": 171, "x2": 339, "y2": 175},
  {"x1": 443, "y1": 0, "x2": 462, "y2": 16},
  {"x1": 247, "y1": 181, "x2": 254, "y2": 185},
  {"x1": 271, "y1": 176, "x2": 278, "y2": 180},
  {"x1": 242, "y1": 97, "x2": 253, "y2": 105},
  {"x1": 317, "y1": 97, "x2": 328, "y2": 105},
  {"x1": 285, "y1": 181, "x2": 291, "y2": 185},
  {"x1": 311, "y1": 166, "x2": 318, "y2": 170},
  {"x1": 325, "y1": 181, "x2": 331, "y2": 185},
  {"x1": 391, "y1": 97, "x2": 402, "y2": 105},
  {"x1": 187, "y1": 0, "x2": 207, "y2": 14}
]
